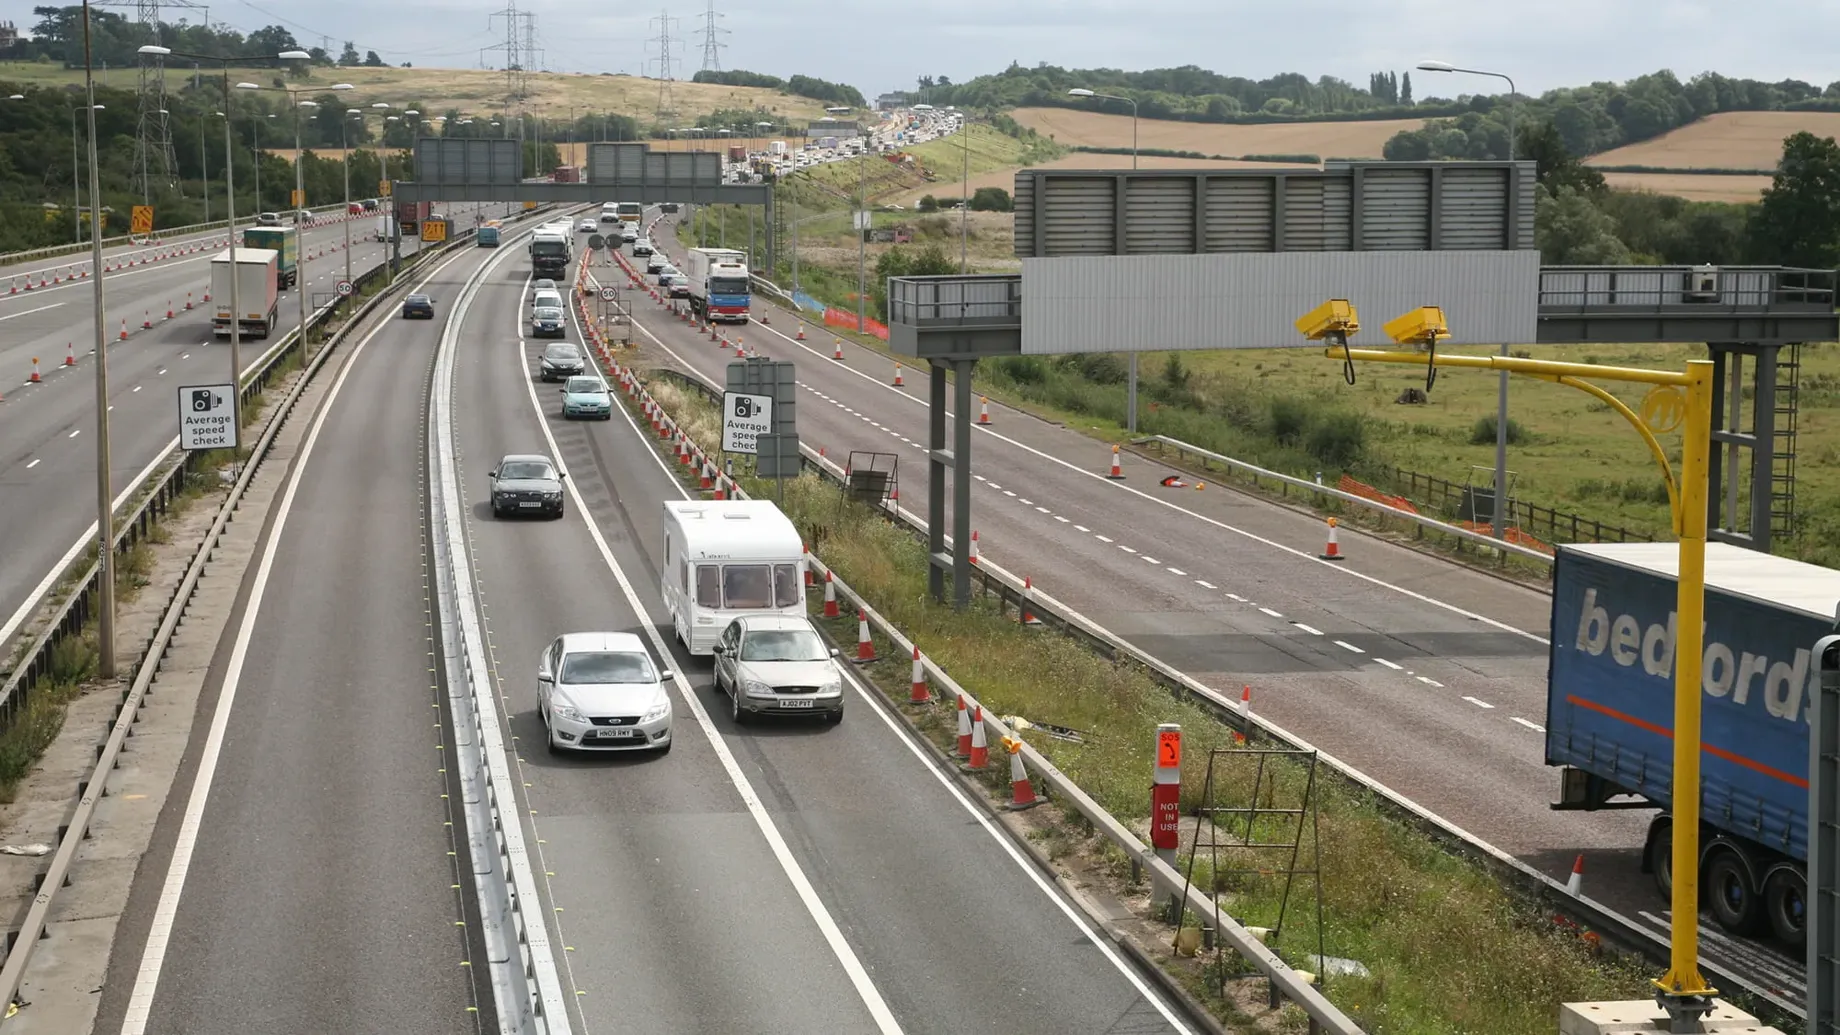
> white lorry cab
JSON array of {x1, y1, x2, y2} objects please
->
[{"x1": 661, "y1": 500, "x2": 805, "y2": 655}]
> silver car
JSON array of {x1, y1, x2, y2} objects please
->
[
  {"x1": 538, "y1": 632, "x2": 673, "y2": 754},
  {"x1": 713, "y1": 614, "x2": 844, "y2": 725}
]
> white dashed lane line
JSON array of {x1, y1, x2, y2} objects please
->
[
  {"x1": 25, "y1": 459, "x2": 40, "y2": 469},
  {"x1": 796, "y1": 382, "x2": 1513, "y2": 729},
  {"x1": 1513, "y1": 717, "x2": 1546, "y2": 733}
]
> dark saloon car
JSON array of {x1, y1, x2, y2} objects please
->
[
  {"x1": 401, "y1": 294, "x2": 436, "y2": 319},
  {"x1": 489, "y1": 453, "x2": 565, "y2": 518},
  {"x1": 537, "y1": 341, "x2": 585, "y2": 382}
]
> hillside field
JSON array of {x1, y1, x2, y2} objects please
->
[
  {"x1": 1011, "y1": 107, "x2": 1423, "y2": 159},
  {"x1": 0, "y1": 61, "x2": 829, "y2": 123},
  {"x1": 1588, "y1": 110, "x2": 1840, "y2": 171},
  {"x1": 1598, "y1": 171, "x2": 1772, "y2": 202},
  {"x1": 880, "y1": 152, "x2": 1318, "y2": 209}
]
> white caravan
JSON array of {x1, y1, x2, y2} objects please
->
[{"x1": 661, "y1": 500, "x2": 805, "y2": 655}]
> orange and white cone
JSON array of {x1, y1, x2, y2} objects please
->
[
  {"x1": 833, "y1": 339, "x2": 844, "y2": 361},
  {"x1": 1565, "y1": 854, "x2": 1584, "y2": 896},
  {"x1": 64, "y1": 342, "x2": 76, "y2": 367},
  {"x1": 28, "y1": 357, "x2": 42, "y2": 383},
  {"x1": 1235, "y1": 685, "x2": 1252, "y2": 744},
  {"x1": 854, "y1": 608, "x2": 876, "y2": 662},
  {"x1": 1004, "y1": 737, "x2": 1041, "y2": 809},
  {"x1": 909, "y1": 646, "x2": 930, "y2": 704},
  {"x1": 1107, "y1": 444, "x2": 1124, "y2": 479},
  {"x1": 977, "y1": 396, "x2": 992, "y2": 425},
  {"x1": 803, "y1": 543, "x2": 816, "y2": 586},
  {"x1": 954, "y1": 694, "x2": 972, "y2": 757},
  {"x1": 141, "y1": 310, "x2": 153, "y2": 330},
  {"x1": 699, "y1": 459, "x2": 714, "y2": 490},
  {"x1": 184, "y1": 292, "x2": 194, "y2": 310},
  {"x1": 796, "y1": 326, "x2": 806, "y2": 341},
  {"x1": 892, "y1": 363, "x2": 903, "y2": 387},
  {"x1": 968, "y1": 530, "x2": 980, "y2": 566},
  {"x1": 712, "y1": 475, "x2": 728, "y2": 501},
  {"x1": 965, "y1": 706, "x2": 989, "y2": 769},
  {"x1": 119, "y1": 319, "x2": 128, "y2": 341},
  {"x1": 1020, "y1": 576, "x2": 1042, "y2": 626},
  {"x1": 1321, "y1": 517, "x2": 1346, "y2": 561},
  {"x1": 823, "y1": 571, "x2": 839, "y2": 618},
  {"x1": 166, "y1": 300, "x2": 174, "y2": 320}
]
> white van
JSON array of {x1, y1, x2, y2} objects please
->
[
  {"x1": 661, "y1": 500, "x2": 805, "y2": 655},
  {"x1": 531, "y1": 288, "x2": 563, "y2": 312}
]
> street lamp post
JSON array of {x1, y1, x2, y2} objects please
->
[
  {"x1": 343, "y1": 109, "x2": 359, "y2": 288},
  {"x1": 1069, "y1": 86, "x2": 1143, "y2": 431},
  {"x1": 138, "y1": 45, "x2": 311, "y2": 458},
  {"x1": 1417, "y1": 59, "x2": 1518, "y2": 542},
  {"x1": 70, "y1": 104, "x2": 102, "y2": 242},
  {"x1": 79, "y1": 4, "x2": 115, "y2": 679}
]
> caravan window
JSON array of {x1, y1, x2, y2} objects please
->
[
  {"x1": 773, "y1": 564, "x2": 800, "y2": 607},
  {"x1": 695, "y1": 565, "x2": 722, "y2": 608},
  {"x1": 722, "y1": 565, "x2": 773, "y2": 609}
]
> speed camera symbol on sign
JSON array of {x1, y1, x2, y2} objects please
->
[{"x1": 721, "y1": 391, "x2": 773, "y2": 455}]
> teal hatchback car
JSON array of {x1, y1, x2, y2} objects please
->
[{"x1": 560, "y1": 375, "x2": 612, "y2": 420}]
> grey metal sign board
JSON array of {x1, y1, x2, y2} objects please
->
[
  {"x1": 755, "y1": 432, "x2": 803, "y2": 479},
  {"x1": 412, "y1": 138, "x2": 523, "y2": 186},
  {"x1": 1019, "y1": 249, "x2": 1541, "y2": 353},
  {"x1": 587, "y1": 143, "x2": 721, "y2": 190},
  {"x1": 177, "y1": 382, "x2": 238, "y2": 450},
  {"x1": 393, "y1": 181, "x2": 771, "y2": 205},
  {"x1": 725, "y1": 359, "x2": 796, "y2": 435},
  {"x1": 1013, "y1": 160, "x2": 1534, "y2": 258},
  {"x1": 721, "y1": 392, "x2": 773, "y2": 454}
]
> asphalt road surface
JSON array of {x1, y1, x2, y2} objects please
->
[
  {"x1": 89, "y1": 241, "x2": 494, "y2": 1035},
  {"x1": 631, "y1": 213, "x2": 1786, "y2": 973},
  {"x1": 442, "y1": 242, "x2": 1195, "y2": 1033},
  {"x1": 0, "y1": 204, "x2": 485, "y2": 658}
]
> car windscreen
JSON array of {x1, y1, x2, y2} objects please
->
[
  {"x1": 565, "y1": 377, "x2": 604, "y2": 394},
  {"x1": 498, "y1": 461, "x2": 554, "y2": 481},
  {"x1": 407, "y1": 295, "x2": 430, "y2": 304},
  {"x1": 710, "y1": 277, "x2": 749, "y2": 295},
  {"x1": 543, "y1": 344, "x2": 580, "y2": 360},
  {"x1": 739, "y1": 627, "x2": 828, "y2": 663},
  {"x1": 531, "y1": 241, "x2": 568, "y2": 256},
  {"x1": 534, "y1": 308, "x2": 563, "y2": 320},
  {"x1": 560, "y1": 650, "x2": 655, "y2": 685}
]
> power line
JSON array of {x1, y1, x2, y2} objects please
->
[
  {"x1": 95, "y1": 0, "x2": 207, "y2": 204},
  {"x1": 697, "y1": 0, "x2": 726, "y2": 73},
  {"x1": 648, "y1": 10, "x2": 680, "y2": 123},
  {"x1": 482, "y1": 0, "x2": 525, "y2": 101}
]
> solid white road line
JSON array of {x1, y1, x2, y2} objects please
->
[
  {"x1": 117, "y1": 244, "x2": 477, "y2": 1035},
  {"x1": 527, "y1": 277, "x2": 906, "y2": 1033},
  {"x1": 0, "y1": 302, "x2": 65, "y2": 322},
  {"x1": 560, "y1": 290, "x2": 1194, "y2": 1034}
]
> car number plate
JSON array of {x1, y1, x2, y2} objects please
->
[
  {"x1": 518, "y1": 501, "x2": 542, "y2": 508},
  {"x1": 779, "y1": 698, "x2": 815, "y2": 709},
  {"x1": 597, "y1": 727, "x2": 635, "y2": 738}
]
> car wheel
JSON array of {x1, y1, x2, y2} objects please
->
[
  {"x1": 825, "y1": 709, "x2": 843, "y2": 726},
  {"x1": 730, "y1": 687, "x2": 748, "y2": 725}
]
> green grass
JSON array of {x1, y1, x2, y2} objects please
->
[{"x1": 642, "y1": 375, "x2": 1652, "y2": 1034}]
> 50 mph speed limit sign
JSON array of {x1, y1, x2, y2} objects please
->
[
  {"x1": 600, "y1": 287, "x2": 618, "y2": 301},
  {"x1": 336, "y1": 280, "x2": 354, "y2": 297}
]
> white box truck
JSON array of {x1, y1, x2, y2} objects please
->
[
  {"x1": 683, "y1": 247, "x2": 750, "y2": 324},
  {"x1": 768, "y1": 140, "x2": 787, "y2": 156},
  {"x1": 211, "y1": 247, "x2": 280, "y2": 339},
  {"x1": 660, "y1": 500, "x2": 805, "y2": 655},
  {"x1": 375, "y1": 214, "x2": 398, "y2": 242}
]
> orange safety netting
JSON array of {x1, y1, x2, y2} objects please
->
[{"x1": 1338, "y1": 474, "x2": 1420, "y2": 515}]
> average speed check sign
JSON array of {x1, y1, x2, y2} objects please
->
[
  {"x1": 600, "y1": 286, "x2": 618, "y2": 302},
  {"x1": 721, "y1": 391, "x2": 773, "y2": 454},
  {"x1": 177, "y1": 383, "x2": 238, "y2": 451}
]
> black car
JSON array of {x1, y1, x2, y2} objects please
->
[
  {"x1": 402, "y1": 294, "x2": 436, "y2": 319},
  {"x1": 660, "y1": 202, "x2": 679, "y2": 213},
  {"x1": 530, "y1": 306, "x2": 567, "y2": 338},
  {"x1": 489, "y1": 453, "x2": 565, "y2": 519},
  {"x1": 645, "y1": 255, "x2": 668, "y2": 274},
  {"x1": 631, "y1": 239, "x2": 654, "y2": 258},
  {"x1": 361, "y1": 198, "x2": 379, "y2": 211},
  {"x1": 537, "y1": 341, "x2": 585, "y2": 382}
]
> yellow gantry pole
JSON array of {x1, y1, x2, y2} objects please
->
[{"x1": 1317, "y1": 337, "x2": 1719, "y2": 1005}]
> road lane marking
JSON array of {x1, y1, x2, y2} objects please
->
[
  {"x1": 1417, "y1": 676, "x2": 1444, "y2": 687},
  {"x1": 1513, "y1": 717, "x2": 1545, "y2": 732},
  {"x1": 1166, "y1": 567, "x2": 1185, "y2": 575},
  {"x1": 1293, "y1": 623, "x2": 1322, "y2": 636},
  {"x1": 25, "y1": 459, "x2": 39, "y2": 469},
  {"x1": 1259, "y1": 607, "x2": 1283, "y2": 618},
  {"x1": 1195, "y1": 579, "x2": 1214, "y2": 589},
  {"x1": 132, "y1": 385, "x2": 142, "y2": 392},
  {"x1": 1375, "y1": 658, "x2": 1403, "y2": 671},
  {"x1": 1333, "y1": 640, "x2": 1364, "y2": 654},
  {"x1": 1463, "y1": 696, "x2": 1495, "y2": 709},
  {"x1": 67, "y1": 429, "x2": 79, "y2": 438},
  {"x1": 0, "y1": 302, "x2": 65, "y2": 323}
]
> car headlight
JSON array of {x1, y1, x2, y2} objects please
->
[
  {"x1": 551, "y1": 701, "x2": 585, "y2": 723},
  {"x1": 544, "y1": 490, "x2": 562, "y2": 499},
  {"x1": 641, "y1": 697, "x2": 671, "y2": 724},
  {"x1": 743, "y1": 679, "x2": 777, "y2": 698},
  {"x1": 819, "y1": 678, "x2": 842, "y2": 696}
]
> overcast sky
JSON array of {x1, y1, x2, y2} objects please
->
[{"x1": 175, "y1": 0, "x2": 1835, "y2": 100}]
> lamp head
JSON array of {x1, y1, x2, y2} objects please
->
[
  {"x1": 1067, "y1": 88, "x2": 1095, "y2": 97},
  {"x1": 137, "y1": 45, "x2": 172, "y2": 57},
  {"x1": 372, "y1": 102, "x2": 391, "y2": 110},
  {"x1": 234, "y1": 82, "x2": 260, "y2": 90},
  {"x1": 1416, "y1": 60, "x2": 1456, "y2": 72},
  {"x1": 330, "y1": 83, "x2": 354, "y2": 91},
  {"x1": 277, "y1": 50, "x2": 311, "y2": 61}
]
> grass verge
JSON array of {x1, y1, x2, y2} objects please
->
[{"x1": 636, "y1": 372, "x2": 1652, "y2": 1035}]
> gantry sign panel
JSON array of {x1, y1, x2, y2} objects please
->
[
  {"x1": 586, "y1": 143, "x2": 722, "y2": 190},
  {"x1": 412, "y1": 138, "x2": 524, "y2": 185}
]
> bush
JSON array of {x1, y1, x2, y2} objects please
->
[
  {"x1": 993, "y1": 356, "x2": 1047, "y2": 386},
  {"x1": 1469, "y1": 414, "x2": 1529, "y2": 446},
  {"x1": 1305, "y1": 410, "x2": 1367, "y2": 466},
  {"x1": 1268, "y1": 397, "x2": 1311, "y2": 445},
  {"x1": 1061, "y1": 353, "x2": 1129, "y2": 385},
  {"x1": 968, "y1": 186, "x2": 1013, "y2": 212},
  {"x1": 917, "y1": 194, "x2": 939, "y2": 213}
]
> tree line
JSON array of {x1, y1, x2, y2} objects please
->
[
  {"x1": 691, "y1": 69, "x2": 866, "y2": 109},
  {"x1": 15, "y1": 5, "x2": 401, "y2": 69}
]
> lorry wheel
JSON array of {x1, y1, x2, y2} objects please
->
[
  {"x1": 1704, "y1": 848, "x2": 1765, "y2": 936},
  {"x1": 1762, "y1": 866, "x2": 1806, "y2": 949},
  {"x1": 1645, "y1": 822, "x2": 1673, "y2": 902}
]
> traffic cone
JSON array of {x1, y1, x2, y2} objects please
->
[
  {"x1": 954, "y1": 695, "x2": 972, "y2": 758},
  {"x1": 1020, "y1": 576, "x2": 1042, "y2": 626},
  {"x1": 796, "y1": 326, "x2": 805, "y2": 341},
  {"x1": 1107, "y1": 444, "x2": 1124, "y2": 479},
  {"x1": 28, "y1": 357, "x2": 42, "y2": 383},
  {"x1": 1004, "y1": 737, "x2": 1041, "y2": 809},
  {"x1": 892, "y1": 363, "x2": 903, "y2": 387},
  {"x1": 909, "y1": 646, "x2": 930, "y2": 704},
  {"x1": 1565, "y1": 854, "x2": 1584, "y2": 896},
  {"x1": 803, "y1": 543, "x2": 816, "y2": 586},
  {"x1": 712, "y1": 475, "x2": 728, "y2": 501},
  {"x1": 854, "y1": 608, "x2": 876, "y2": 662},
  {"x1": 63, "y1": 342, "x2": 75, "y2": 367},
  {"x1": 823, "y1": 571, "x2": 839, "y2": 618},
  {"x1": 166, "y1": 300, "x2": 174, "y2": 320},
  {"x1": 118, "y1": 319, "x2": 128, "y2": 341},
  {"x1": 202, "y1": 290, "x2": 211, "y2": 302},
  {"x1": 1321, "y1": 517, "x2": 1345, "y2": 561},
  {"x1": 965, "y1": 706, "x2": 989, "y2": 769},
  {"x1": 1234, "y1": 685, "x2": 1252, "y2": 744},
  {"x1": 977, "y1": 396, "x2": 991, "y2": 425},
  {"x1": 184, "y1": 292, "x2": 194, "y2": 310},
  {"x1": 760, "y1": 311, "x2": 769, "y2": 325},
  {"x1": 968, "y1": 530, "x2": 979, "y2": 566},
  {"x1": 833, "y1": 339, "x2": 844, "y2": 361},
  {"x1": 141, "y1": 310, "x2": 152, "y2": 330},
  {"x1": 699, "y1": 459, "x2": 713, "y2": 490},
  {"x1": 679, "y1": 436, "x2": 695, "y2": 468}
]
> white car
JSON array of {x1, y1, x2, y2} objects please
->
[
  {"x1": 537, "y1": 632, "x2": 674, "y2": 754},
  {"x1": 712, "y1": 615, "x2": 844, "y2": 725},
  {"x1": 577, "y1": 219, "x2": 597, "y2": 233}
]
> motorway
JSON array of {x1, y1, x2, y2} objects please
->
[
  {"x1": 88, "y1": 216, "x2": 1201, "y2": 1034},
  {"x1": 634, "y1": 212, "x2": 1802, "y2": 987},
  {"x1": 0, "y1": 202, "x2": 488, "y2": 659}
]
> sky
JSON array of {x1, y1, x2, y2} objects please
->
[{"x1": 56, "y1": 0, "x2": 1838, "y2": 100}]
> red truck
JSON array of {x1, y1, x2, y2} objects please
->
[
  {"x1": 727, "y1": 145, "x2": 747, "y2": 162},
  {"x1": 551, "y1": 166, "x2": 581, "y2": 183},
  {"x1": 394, "y1": 199, "x2": 432, "y2": 236}
]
